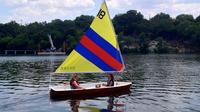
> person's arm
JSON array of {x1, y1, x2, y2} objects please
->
[{"x1": 72, "y1": 81, "x2": 84, "y2": 89}]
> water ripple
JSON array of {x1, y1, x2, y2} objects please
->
[{"x1": 0, "y1": 55, "x2": 200, "y2": 112}]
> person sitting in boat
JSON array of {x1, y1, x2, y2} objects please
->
[
  {"x1": 70, "y1": 74, "x2": 84, "y2": 89},
  {"x1": 102, "y1": 74, "x2": 114, "y2": 86}
]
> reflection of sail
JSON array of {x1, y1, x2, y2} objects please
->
[
  {"x1": 69, "y1": 97, "x2": 126, "y2": 112},
  {"x1": 80, "y1": 106, "x2": 101, "y2": 112}
]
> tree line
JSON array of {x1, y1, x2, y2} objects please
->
[{"x1": 0, "y1": 10, "x2": 200, "y2": 54}]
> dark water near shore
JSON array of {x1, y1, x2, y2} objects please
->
[{"x1": 0, "y1": 55, "x2": 200, "y2": 112}]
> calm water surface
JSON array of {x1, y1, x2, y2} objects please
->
[{"x1": 0, "y1": 55, "x2": 200, "y2": 112}]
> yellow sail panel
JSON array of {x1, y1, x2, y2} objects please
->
[
  {"x1": 90, "y1": 1, "x2": 117, "y2": 48},
  {"x1": 55, "y1": 50, "x2": 102, "y2": 73},
  {"x1": 55, "y1": 1, "x2": 125, "y2": 73}
]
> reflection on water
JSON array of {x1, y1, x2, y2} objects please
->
[
  {"x1": 0, "y1": 55, "x2": 200, "y2": 112},
  {"x1": 69, "y1": 97, "x2": 126, "y2": 112},
  {"x1": 70, "y1": 100, "x2": 80, "y2": 112}
]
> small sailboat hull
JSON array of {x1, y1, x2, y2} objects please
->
[{"x1": 50, "y1": 82, "x2": 131, "y2": 100}]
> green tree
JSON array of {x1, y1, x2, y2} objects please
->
[
  {"x1": 7, "y1": 34, "x2": 28, "y2": 50},
  {"x1": 75, "y1": 15, "x2": 94, "y2": 31},
  {"x1": 196, "y1": 15, "x2": 200, "y2": 22},
  {"x1": 150, "y1": 13, "x2": 175, "y2": 40},
  {"x1": 0, "y1": 36, "x2": 13, "y2": 50},
  {"x1": 138, "y1": 33, "x2": 149, "y2": 54},
  {"x1": 176, "y1": 14, "x2": 194, "y2": 22},
  {"x1": 66, "y1": 35, "x2": 78, "y2": 53},
  {"x1": 155, "y1": 37, "x2": 170, "y2": 53},
  {"x1": 0, "y1": 11, "x2": 199, "y2": 53},
  {"x1": 113, "y1": 10, "x2": 145, "y2": 36},
  {"x1": 3, "y1": 21, "x2": 22, "y2": 37}
]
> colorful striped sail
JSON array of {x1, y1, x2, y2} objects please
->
[{"x1": 55, "y1": 1, "x2": 125, "y2": 73}]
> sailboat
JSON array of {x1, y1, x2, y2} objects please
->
[{"x1": 50, "y1": 0, "x2": 131, "y2": 100}]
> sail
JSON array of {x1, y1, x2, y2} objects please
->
[{"x1": 55, "y1": 1, "x2": 125, "y2": 73}]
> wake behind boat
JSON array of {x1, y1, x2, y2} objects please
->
[{"x1": 50, "y1": 82, "x2": 131, "y2": 100}]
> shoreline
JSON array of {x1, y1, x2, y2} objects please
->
[{"x1": 0, "y1": 53, "x2": 200, "y2": 57}]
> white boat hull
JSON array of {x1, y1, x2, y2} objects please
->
[{"x1": 50, "y1": 82, "x2": 132, "y2": 100}]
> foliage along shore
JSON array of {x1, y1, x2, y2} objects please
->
[{"x1": 0, "y1": 10, "x2": 200, "y2": 54}]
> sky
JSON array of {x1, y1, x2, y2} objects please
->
[{"x1": 0, "y1": 0, "x2": 199, "y2": 24}]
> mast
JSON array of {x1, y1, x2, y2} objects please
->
[{"x1": 48, "y1": 34, "x2": 56, "y2": 51}]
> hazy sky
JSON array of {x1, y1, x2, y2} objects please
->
[{"x1": 0, "y1": 0, "x2": 199, "y2": 24}]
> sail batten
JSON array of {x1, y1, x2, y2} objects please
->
[{"x1": 55, "y1": 1, "x2": 125, "y2": 73}]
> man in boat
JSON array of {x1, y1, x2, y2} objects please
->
[{"x1": 70, "y1": 74, "x2": 84, "y2": 89}]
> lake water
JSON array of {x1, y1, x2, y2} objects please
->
[{"x1": 0, "y1": 55, "x2": 200, "y2": 112}]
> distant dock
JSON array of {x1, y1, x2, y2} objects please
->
[
  {"x1": 0, "y1": 50, "x2": 66, "y2": 56},
  {"x1": 37, "y1": 52, "x2": 66, "y2": 56}
]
